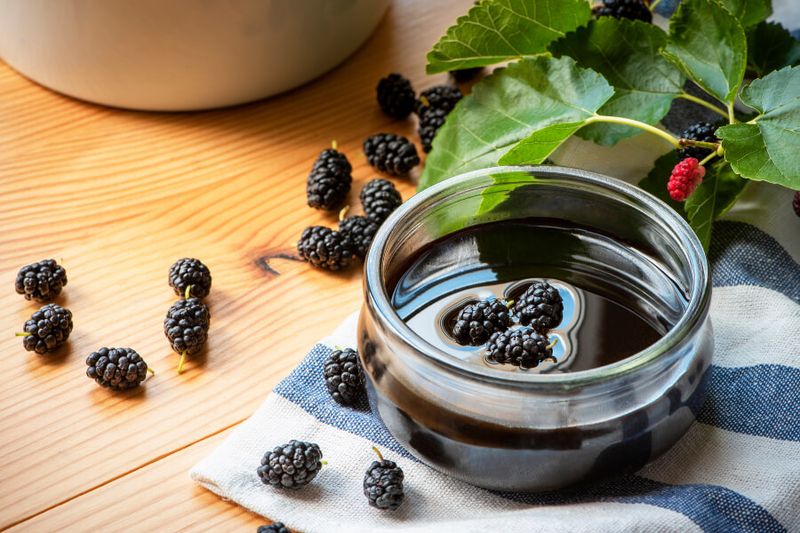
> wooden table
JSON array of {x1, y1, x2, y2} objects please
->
[{"x1": 0, "y1": 1, "x2": 471, "y2": 529}]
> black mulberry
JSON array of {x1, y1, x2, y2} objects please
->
[
  {"x1": 306, "y1": 147, "x2": 352, "y2": 210},
  {"x1": 416, "y1": 85, "x2": 462, "y2": 115},
  {"x1": 451, "y1": 299, "x2": 512, "y2": 346},
  {"x1": 169, "y1": 258, "x2": 212, "y2": 299},
  {"x1": 364, "y1": 448, "x2": 405, "y2": 510},
  {"x1": 594, "y1": 0, "x2": 652, "y2": 23},
  {"x1": 486, "y1": 328, "x2": 553, "y2": 369},
  {"x1": 164, "y1": 297, "x2": 210, "y2": 373},
  {"x1": 257, "y1": 524, "x2": 289, "y2": 533},
  {"x1": 15, "y1": 259, "x2": 67, "y2": 302},
  {"x1": 418, "y1": 107, "x2": 448, "y2": 153},
  {"x1": 678, "y1": 121, "x2": 720, "y2": 160},
  {"x1": 514, "y1": 281, "x2": 564, "y2": 331},
  {"x1": 363, "y1": 133, "x2": 420, "y2": 177},
  {"x1": 376, "y1": 73, "x2": 416, "y2": 119},
  {"x1": 20, "y1": 303, "x2": 73, "y2": 354},
  {"x1": 258, "y1": 440, "x2": 323, "y2": 489},
  {"x1": 86, "y1": 347, "x2": 150, "y2": 390},
  {"x1": 297, "y1": 226, "x2": 355, "y2": 271},
  {"x1": 360, "y1": 179, "x2": 402, "y2": 223},
  {"x1": 339, "y1": 216, "x2": 379, "y2": 259},
  {"x1": 323, "y1": 348, "x2": 365, "y2": 405}
]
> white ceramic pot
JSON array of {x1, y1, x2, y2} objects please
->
[{"x1": 0, "y1": 0, "x2": 389, "y2": 111}]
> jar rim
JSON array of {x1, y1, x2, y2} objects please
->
[{"x1": 364, "y1": 166, "x2": 710, "y2": 386}]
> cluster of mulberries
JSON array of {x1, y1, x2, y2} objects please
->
[
  {"x1": 298, "y1": 175, "x2": 402, "y2": 270},
  {"x1": 448, "y1": 280, "x2": 564, "y2": 369},
  {"x1": 15, "y1": 259, "x2": 75, "y2": 357},
  {"x1": 297, "y1": 73, "x2": 477, "y2": 273},
  {"x1": 13, "y1": 258, "x2": 159, "y2": 390},
  {"x1": 257, "y1": 439, "x2": 406, "y2": 512},
  {"x1": 164, "y1": 258, "x2": 212, "y2": 373},
  {"x1": 376, "y1": 73, "x2": 465, "y2": 154}
]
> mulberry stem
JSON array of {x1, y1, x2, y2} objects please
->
[
  {"x1": 586, "y1": 115, "x2": 681, "y2": 148},
  {"x1": 177, "y1": 350, "x2": 187, "y2": 374},
  {"x1": 15, "y1": 332, "x2": 32, "y2": 337},
  {"x1": 699, "y1": 152, "x2": 718, "y2": 166},
  {"x1": 184, "y1": 285, "x2": 192, "y2": 299},
  {"x1": 648, "y1": 0, "x2": 663, "y2": 11},
  {"x1": 678, "y1": 92, "x2": 729, "y2": 120},
  {"x1": 547, "y1": 337, "x2": 559, "y2": 350},
  {"x1": 372, "y1": 447, "x2": 385, "y2": 461},
  {"x1": 680, "y1": 139, "x2": 719, "y2": 150}
]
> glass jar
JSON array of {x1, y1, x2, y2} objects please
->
[{"x1": 358, "y1": 166, "x2": 712, "y2": 492}]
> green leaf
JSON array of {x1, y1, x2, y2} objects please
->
[
  {"x1": 425, "y1": 0, "x2": 591, "y2": 74},
  {"x1": 662, "y1": 0, "x2": 747, "y2": 104},
  {"x1": 549, "y1": 19, "x2": 685, "y2": 145},
  {"x1": 417, "y1": 55, "x2": 614, "y2": 191},
  {"x1": 747, "y1": 21, "x2": 800, "y2": 77},
  {"x1": 638, "y1": 151, "x2": 688, "y2": 219},
  {"x1": 717, "y1": 66, "x2": 800, "y2": 189},
  {"x1": 716, "y1": 0, "x2": 772, "y2": 28},
  {"x1": 685, "y1": 162, "x2": 747, "y2": 250},
  {"x1": 500, "y1": 122, "x2": 585, "y2": 164}
]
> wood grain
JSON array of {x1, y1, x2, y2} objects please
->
[
  {"x1": 0, "y1": 0, "x2": 472, "y2": 529},
  {"x1": 6, "y1": 429, "x2": 266, "y2": 532}
]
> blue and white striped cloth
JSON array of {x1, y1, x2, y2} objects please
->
[{"x1": 191, "y1": 147, "x2": 799, "y2": 532}]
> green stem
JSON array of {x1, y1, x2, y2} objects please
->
[
  {"x1": 177, "y1": 351, "x2": 187, "y2": 374},
  {"x1": 15, "y1": 332, "x2": 32, "y2": 337},
  {"x1": 678, "y1": 93, "x2": 729, "y2": 120},
  {"x1": 681, "y1": 140, "x2": 719, "y2": 150},
  {"x1": 727, "y1": 102, "x2": 736, "y2": 124},
  {"x1": 184, "y1": 285, "x2": 192, "y2": 299},
  {"x1": 698, "y1": 152, "x2": 718, "y2": 166},
  {"x1": 649, "y1": 0, "x2": 663, "y2": 11},
  {"x1": 587, "y1": 115, "x2": 680, "y2": 148}
]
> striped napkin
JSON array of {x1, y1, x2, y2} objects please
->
[{"x1": 190, "y1": 165, "x2": 799, "y2": 532}]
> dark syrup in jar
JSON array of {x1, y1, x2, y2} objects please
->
[
  {"x1": 391, "y1": 219, "x2": 666, "y2": 373},
  {"x1": 369, "y1": 218, "x2": 707, "y2": 491}
]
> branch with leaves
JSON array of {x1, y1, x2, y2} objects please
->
[{"x1": 419, "y1": 0, "x2": 800, "y2": 249}]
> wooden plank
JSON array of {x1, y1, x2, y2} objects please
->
[
  {"x1": 0, "y1": 0, "x2": 473, "y2": 527},
  {"x1": 6, "y1": 429, "x2": 268, "y2": 532}
]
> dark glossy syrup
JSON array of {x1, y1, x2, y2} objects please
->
[{"x1": 391, "y1": 220, "x2": 666, "y2": 373}]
